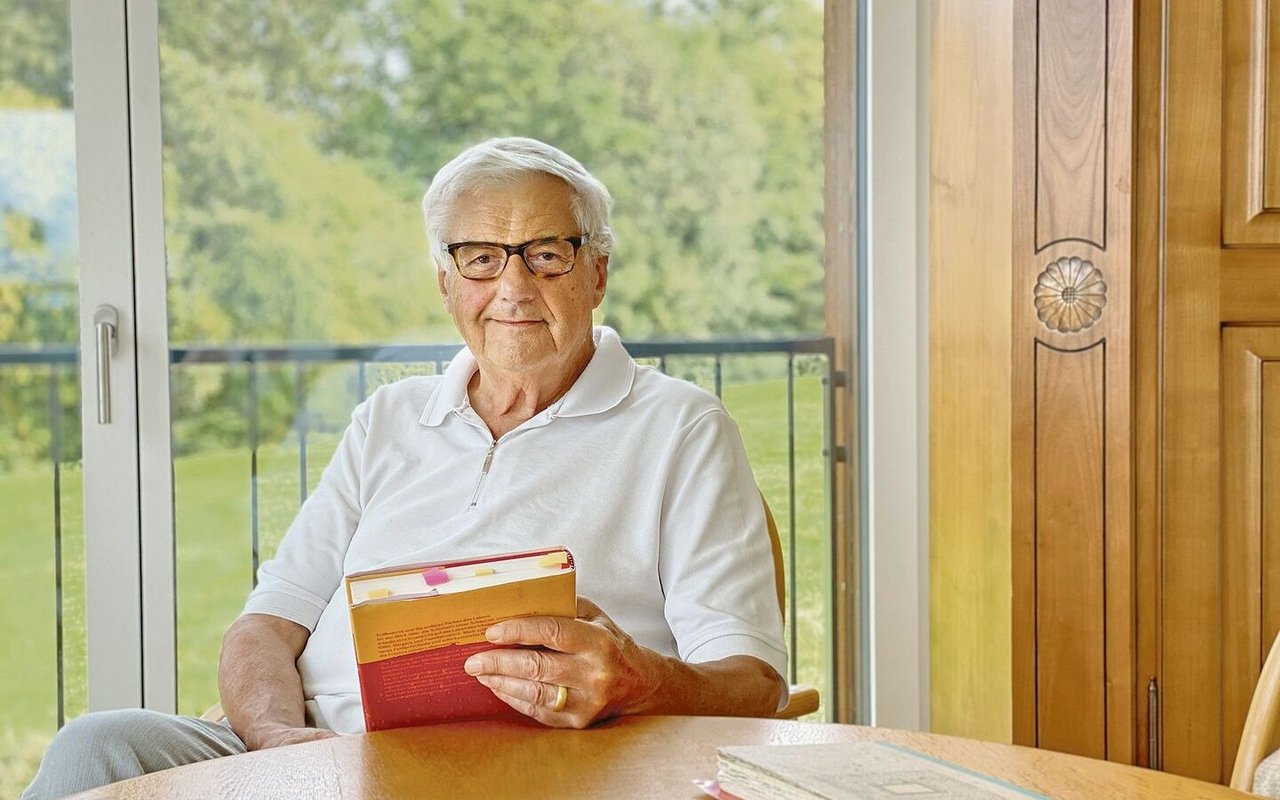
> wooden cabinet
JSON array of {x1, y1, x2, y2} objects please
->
[{"x1": 1006, "y1": 0, "x2": 1280, "y2": 783}]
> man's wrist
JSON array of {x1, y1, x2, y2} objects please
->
[
  {"x1": 623, "y1": 647, "x2": 684, "y2": 717},
  {"x1": 238, "y1": 720, "x2": 291, "y2": 751}
]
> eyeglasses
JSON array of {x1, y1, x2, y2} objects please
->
[{"x1": 442, "y1": 235, "x2": 588, "y2": 280}]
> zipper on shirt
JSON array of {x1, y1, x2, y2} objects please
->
[{"x1": 469, "y1": 442, "x2": 497, "y2": 508}]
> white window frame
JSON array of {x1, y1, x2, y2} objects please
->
[
  {"x1": 73, "y1": 0, "x2": 870, "y2": 720},
  {"x1": 863, "y1": 0, "x2": 930, "y2": 730},
  {"x1": 70, "y1": 0, "x2": 177, "y2": 713}
]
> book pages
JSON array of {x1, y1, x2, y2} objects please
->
[
  {"x1": 348, "y1": 550, "x2": 572, "y2": 604},
  {"x1": 717, "y1": 742, "x2": 1049, "y2": 800}
]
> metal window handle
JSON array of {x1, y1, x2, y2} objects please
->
[{"x1": 94, "y1": 305, "x2": 119, "y2": 424}]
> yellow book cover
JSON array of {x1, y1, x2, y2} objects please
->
[{"x1": 345, "y1": 546, "x2": 576, "y2": 731}]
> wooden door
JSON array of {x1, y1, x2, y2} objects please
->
[
  {"x1": 1010, "y1": 0, "x2": 1136, "y2": 764},
  {"x1": 1141, "y1": 0, "x2": 1280, "y2": 783},
  {"x1": 1011, "y1": 0, "x2": 1280, "y2": 782}
]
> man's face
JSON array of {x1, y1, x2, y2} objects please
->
[{"x1": 437, "y1": 173, "x2": 608, "y2": 378}]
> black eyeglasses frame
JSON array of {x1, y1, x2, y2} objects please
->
[{"x1": 441, "y1": 235, "x2": 588, "y2": 280}]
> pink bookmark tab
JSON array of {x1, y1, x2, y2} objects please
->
[{"x1": 422, "y1": 567, "x2": 450, "y2": 586}]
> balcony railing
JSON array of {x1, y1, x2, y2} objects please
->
[{"x1": 0, "y1": 336, "x2": 835, "y2": 726}]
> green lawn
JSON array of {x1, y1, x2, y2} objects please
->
[{"x1": 0, "y1": 372, "x2": 831, "y2": 796}]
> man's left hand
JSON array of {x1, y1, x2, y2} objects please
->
[{"x1": 463, "y1": 596, "x2": 663, "y2": 729}]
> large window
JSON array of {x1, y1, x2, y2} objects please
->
[{"x1": 1, "y1": 1, "x2": 828, "y2": 793}]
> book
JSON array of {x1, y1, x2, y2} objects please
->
[
  {"x1": 345, "y1": 546, "x2": 576, "y2": 732},
  {"x1": 709, "y1": 742, "x2": 1049, "y2": 800}
]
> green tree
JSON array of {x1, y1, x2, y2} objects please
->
[
  {"x1": 0, "y1": 0, "x2": 71, "y2": 108},
  {"x1": 2, "y1": 0, "x2": 825, "y2": 460}
]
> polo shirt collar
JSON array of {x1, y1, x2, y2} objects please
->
[{"x1": 419, "y1": 326, "x2": 635, "y2": 427}]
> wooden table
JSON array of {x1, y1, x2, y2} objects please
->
[{"x1": 69, "y1": 715, "x2": 1255, "y2": 799}]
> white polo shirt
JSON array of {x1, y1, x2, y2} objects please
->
[{"x1": 241, "y1": 326, "x2": 787, "y2": 733}]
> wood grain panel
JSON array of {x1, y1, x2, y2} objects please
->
[
  {"x1": 1222, "y1": 328, "x2": 1267, "y2": 779},
  {"x1": 1100, "y1": 8, "x2": 1136, "y2": 762},
  {"x1": 1036, "y1": 0, "x2": 1109, "y2": 251},
  {"x1": 1034, "y1": 341, "x2": 1107, "y2": 758},
  {"x1": 1132, "y1": 0, "x2": 1169, "y2": 771},
  {"x1": 823, "y1": 0, "x2": 859, "y2": 725},
  {"x1": 1159, "y1": 0, "x2": 1225, "y2": 782},
  {"x1": 1267, "y1": 0, "x2": 1280, "y2": 209},
  {"x1": 1264, "y1": 362, "x2": 1280, "y2": 651},
  {"x1": 1224, "y1": 0, "x2": 1280, "y2": 244},
  {"x1": 929, "y1": 0, "x2": 1014, "y2": 743},
  {"x1": 1014, "y1": 0, "x2": 1133, "y2": 764},
  {"x1": 1223, "y1": 252, "x2": 1280, "y2": 322},
  {"x1": 1222, "y1": 327, "x2": 1280, "y2": 780}
]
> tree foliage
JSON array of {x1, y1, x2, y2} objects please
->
[{"x1": 0, "y1": 0, "x2": 823, "y2": 465}]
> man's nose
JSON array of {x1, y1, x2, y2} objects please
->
[{"x1": 495, "y1": 253, "x2": 537, "y2": 301}]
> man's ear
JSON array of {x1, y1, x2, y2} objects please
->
[
  {"x1": 437, "y1": 266, "x2": 452, "y2": 313},
  {"x1": 591, "y1": 253, "x2": 609, "y2": 309}
]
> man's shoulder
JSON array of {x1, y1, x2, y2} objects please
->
[
  {"x1": 357, "y1": 375, "x2": 443, "y2": 423},
  {"x1": 626, "y1": 364, "x2": 726, "y2": 418}
]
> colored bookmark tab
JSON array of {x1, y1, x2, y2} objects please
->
[
  {"x1": 537, "y1": 552, "x2": 568, "y2": 568},
  {"x1": 367, "y1": 588, "x2": 393, "y2": 599},
  {"x1": 422, "y1": 567, "x2": 451, "y2": 586},
  {"x1": 473, "y1": 566, "x2": 496, "y2": 576}
]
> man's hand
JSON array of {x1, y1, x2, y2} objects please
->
[
  {"x1": 463, "y1": 596, "x2": 784, "y2": 727},
  {"x1": 463, "y1": 597, "x2": 663, "y2": 729},
  {"x1": 243, "y1": 724, "x2": 339, "y2": 751},
  {"x1": 219, "y1": 614, "x2": 336, "y2": 751}
]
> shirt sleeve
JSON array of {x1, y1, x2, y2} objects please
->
[
  {"x1": 658, "y1": 408, "x2": 789, "y2": 689},
  {"x1": 240, "y1": 398, "x2": 370, "y2": 631}
]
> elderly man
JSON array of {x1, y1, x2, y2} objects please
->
[{"x1": 22, "y1": 137, "x2": 785, "y2": 799}]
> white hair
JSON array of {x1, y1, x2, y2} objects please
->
[{"x1": 421, "y1": 137, "x2": 615, "y2": 270}]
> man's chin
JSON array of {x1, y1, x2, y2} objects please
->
[{"x1": 483, "y1": 342, "x2": 554, "y2": 375}]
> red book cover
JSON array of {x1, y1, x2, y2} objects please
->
[{"x1": 345, "y1": 546, "x2": 576, "y2": 732}]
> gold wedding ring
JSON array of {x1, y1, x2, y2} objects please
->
[{"x1": 551, "y1": 683, "x2": 568, "y2": 712}]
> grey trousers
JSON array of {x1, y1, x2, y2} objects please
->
[{"x1": 20, "y1": 708, "x2": 248, "y2": 800}]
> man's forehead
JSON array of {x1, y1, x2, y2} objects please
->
[{"x1": 448, "y1": 174, "x2": 576, "y2": 239}]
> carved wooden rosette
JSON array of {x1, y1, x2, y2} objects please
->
[{"x1": 1011, "y1": 0, "x2": 1134, "y2": 764}]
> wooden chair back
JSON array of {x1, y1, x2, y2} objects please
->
[
  {"x1": 1232, "y1": 632, "x2": 1280, "y2": 791},
  {"x1": 760, "y1": 493, "x2": 820, "y2": 719},
  {"x1": 761, "y1": 494, "x2": 787, "y2": 615}
]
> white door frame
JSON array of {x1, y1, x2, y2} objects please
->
[
  {"x1": 70, "y1": 0, "x2": 177, "y2": 713},
  {"x1": 125, "y1": 0, "x2": 178, "y2": 714},
  {"x1": 126, "y1": 0, "x2": 179, "y2": 711},
  {"x1": 863, "y1": 0, "x2": 930, "y2": 730}
]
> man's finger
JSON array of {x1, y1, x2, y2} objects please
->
[
  {"x1": 485, "y1": 684, "x2": 548, "y2": 723},
  {"x1": 485, "y1": 685, "x2": 590, "y2": 730},
  {"x1": 464, "y1": 647, "x2": 570, "y2": 683},
  {"x1": 485, "y1": 615, "x2": 589, "y2": 651},
  {"x1": 476, "y1": 674, "x2": 565, "y2": 709},
  {"x1": 576, "y1": 596, "x2": 607, "y2": 621}
]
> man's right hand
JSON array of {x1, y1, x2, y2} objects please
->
[
  {"x1": 243, "y1": 723, "x2": 339, "y2": 751},
  {"x1": 218, "y1": 614, "x2": 322, "y2": 751}
]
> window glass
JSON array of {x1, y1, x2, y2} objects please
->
[
  {"x1": 0, "y1": 2, "x2": 88, "y2": 793},
  {"x1": 156, "y1": 0, "x2": 828, "y2": 718}
]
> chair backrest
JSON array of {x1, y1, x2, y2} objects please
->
[
  {"x1": 759, "y1": 493, "x2": 821, "y2": 718},
  {"x1": 760, "y1": 493, "x2": 786, "y2": 616},
  {"x1": 1232, "y1": 632, "x2": 1280, "y2": 791}
]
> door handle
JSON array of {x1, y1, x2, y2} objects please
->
[{"x1": 93, "y1": 305, "x2": 119, "y2": 424}]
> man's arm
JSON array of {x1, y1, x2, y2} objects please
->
[
  {"x1": 463, "y1": 597, "x2": 783, "y2": 729},
  {"x1": 218, "y1": 613, "x2": 338, "y2": 749}
]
